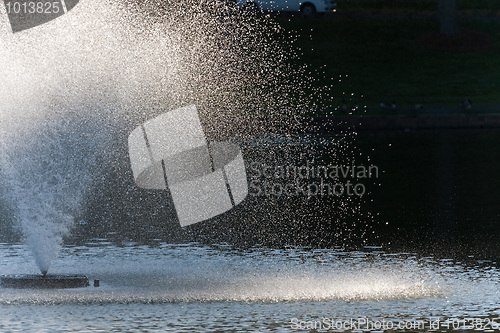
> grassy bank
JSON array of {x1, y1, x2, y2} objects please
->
[{"x1": 277, "y1": 14, "x2": 500, "y2": 113}]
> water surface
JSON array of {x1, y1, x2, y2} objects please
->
[{"x1": 0, "y1": 242, "x2": 498, "y2": 332}]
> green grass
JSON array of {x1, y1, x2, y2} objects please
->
[{"x1": 277, "y1": 16, "x2": 500, "y2": 113}]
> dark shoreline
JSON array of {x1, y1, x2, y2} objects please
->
[
  {"x1": 214, "y1": 113, "x2": 500, "y2": 138},
  {"x1": 312, "y1": 113, "x2": 500, "y2": 131}
]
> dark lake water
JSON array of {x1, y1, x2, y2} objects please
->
[
  {"x1": 67, "y1": 128, "x2": 497, "y2": 261},
  {"x1": 357, "y1": 129, "x2": 500, "y2": 261}
]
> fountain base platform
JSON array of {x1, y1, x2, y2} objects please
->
[{"x1": 0, "y1": 274, "x2": 90, "y2": 289}]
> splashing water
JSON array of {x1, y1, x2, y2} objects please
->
[
  {"x1": 0, "y1": 0, "x2": 342, "y2": 273},
  {"x1": 0, "y1": 244, "x2": 451, "y2": 304},
  {"x1": 0, "y1": 117, "x2": 104, "y2": 274},
  {"x1": 0, "y1": 243, "x2": 498, "y2": 332}
]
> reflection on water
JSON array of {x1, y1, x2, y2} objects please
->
[{"x1": 0, "y1": 242, "x2": 498, "y2": 332}]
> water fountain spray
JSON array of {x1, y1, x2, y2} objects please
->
[{"x1": 0, "y1": 0, "x2": 349, "y2": 287}]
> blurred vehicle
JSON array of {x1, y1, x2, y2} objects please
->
[{"x1": 236, "y1": 0, "x2": 336, "y2": 16}]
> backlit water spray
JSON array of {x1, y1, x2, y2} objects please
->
[
  {"x1": 0, "y1": 118, "x2": 102, "y2": 275},
  {"x1": 0, "y1": 0, "x2": 345, "y2": 274},
  {"x1": 0, "y1": 2, "x2": 498, "y2": 326}
]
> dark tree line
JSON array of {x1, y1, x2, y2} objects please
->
[{"x1": 439, "y1": 0, "x2": 459, "y2": 35}]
